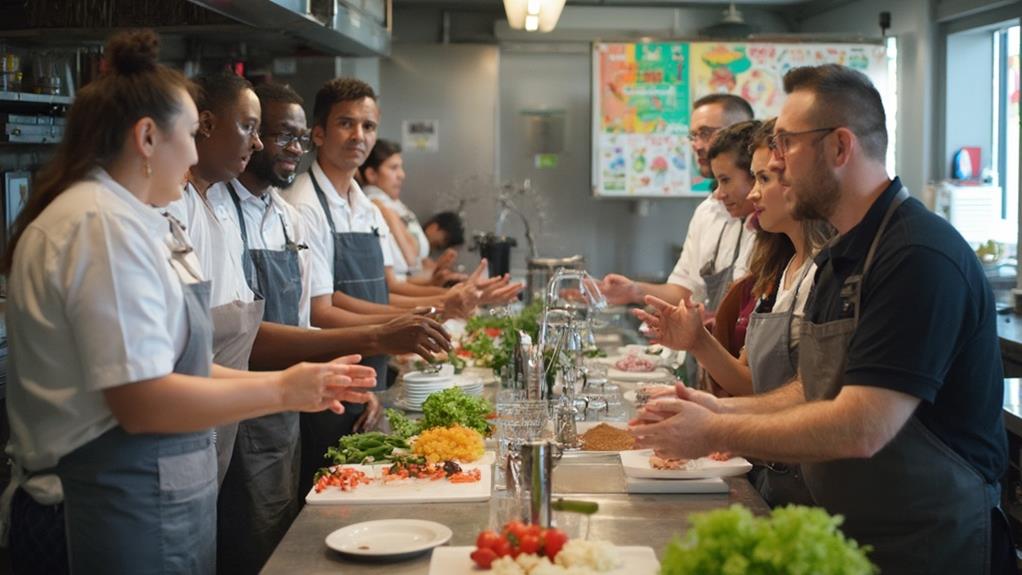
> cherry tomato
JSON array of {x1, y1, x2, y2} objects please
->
[
  {"x1": 491, "y1": 537, "x2": 512, "y2": 558},
  {"x1": 476, "y1": 530, "x2": 501, "y2": 551},
  {"x1": 519, "y1": 534, "x2": 541, "y2": 555},
  {"x1": 471, "y1": 547, "x2": 498, "y2": 569},
  {"x1": 524, "y1": 524, "x2": 542, "y2": 539},
  {"x1": 504, "y1": 520, "x2": 528, "y2": 542},
  {"x1": 543, "y1": 528, "x2": 568, "y2": 559}
]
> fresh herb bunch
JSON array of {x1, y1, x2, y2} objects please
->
[
  {"x1": 660, "y1": 504, "x2": 876, "y2": 575},
  {"x1": 324, "y1": 431, "x2": 410, "y2": 465},
  {"x1": 420, "y1": 387, "x2": 494, "y2": 437},
  {"x1": 385, "y1": 408, "x2": 422, "y2": 439},
  {"x1": 462, "y1": 301, "x2": 544, "y2": 374}
]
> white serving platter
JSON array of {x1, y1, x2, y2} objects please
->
[
  {"x1": 427, "y1": 546, "x2": 660, "y2": 575},
  {"x1": 619, "y1": 449, "x2": 752, "y2": 480},
  {"x1": 306, "y1": 463, "x2": 492, "y2": 505}
]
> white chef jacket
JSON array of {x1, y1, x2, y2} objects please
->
[
  {"x1": 667, "y1": 195, "x2": 756, "y2": 305},
  {"x1": 5, "y1": 168, "x2": 200, "y2": 503},
  {"x1": 164, "y1": 182, "x2": 255, "y2": 308},
  {"x1": 364, "y1": 185, "x2": 429, "y2": 280},
  {"x1": 282, "y1": 160, "x2": 394, "y2": 299},
  {"x1": 210, "y1": 178, "x2": 314, "y2": 328}
]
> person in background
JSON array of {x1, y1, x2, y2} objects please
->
[
  {"x1": 282, "y1": 77, "x2": 520, "y2": 497},
  {"x1": 631, "y1": 64, "x2": 1015, "y2": 575},
  {"x1": 635, "y1": 118, "x2": 833, "y2": 507},
  {"x1": 419, "y1": 210, "x2": 467, "y2": 282},
  {"x1": 359, "y1": 139, "x2": 428, "y2": 280},
  {"x1": 1, "y1": 30, "x2": 375, "y2": 575},
  {"x1": 601, "y1": 94, "x2": 756, "y2": 313}
]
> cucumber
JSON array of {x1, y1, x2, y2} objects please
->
[{"x1": 552, "y1": 498, "x2": 599, "y2": 515}]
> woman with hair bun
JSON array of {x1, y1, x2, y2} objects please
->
[{"x1": 1, "y1": 29, "x2": 374, "y2": 574}]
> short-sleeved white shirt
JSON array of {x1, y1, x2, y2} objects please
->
[
  {"x1": 667, "y1": 195, "x2": 756, "y2": 305},
  {"x1": 281, "y1": 160, "x2": 394, "y2": 298},
  {"x1": 364, "y1": 185, "x2": 428, "y2": 279},
  {"x1": 6, "y1": 169, "x2": 201, "y2": 502},
  {"x1": 772, "y1": 256, "x2": 817, "y2": 350},
  {"x1": 210, "y1": 178, "x2": 313, "y2": 328},
  {"x1": 164, "y1": 183, "x2": 254, "y2": 308}
]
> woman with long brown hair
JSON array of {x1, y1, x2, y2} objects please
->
[
  {"x1": 634, "y1": 118, "x2": 834, "y2": 507},
  {"x1": 1, "y1": 30, "x2": 374, "y2": 574}
]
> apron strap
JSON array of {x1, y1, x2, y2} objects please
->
[
  {"x1": 225, "y1": 182, "x2": 258, "y2": 291},
  {"x1": 165, "y1": 214, "x2": 205, "y2": 283},
  {"x1": 309, "y1": 171, "x2": 339, "y2": 234},
  {"x1": 729, "y1": 221, "x2": 744, "y2": 265},
  {"x1": 851, "y1": 187, "x2": 910, "y2": 324}
]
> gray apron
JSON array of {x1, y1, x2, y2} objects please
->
[
  {"x1": 217, "y1": 183, "x2": 303, "y2": 575},
  {"x1": 744, "y1": 260, "x2": 814, "y2": 507},
  {"x1": 57, "y1": 216, "x2": 217, "y2": 574},
  {"x1": 209, "y1": 298, "x2": 264, "y2": 485},
  {"x1": 178, "y1": 193, "x2": 266, "y2": 486},
  {"x1": 800, "y1": 188, "x2": 998, "y2": 574},
  {"x1": 687, "y1": 219, "x2": 745, "y2": 386},
  {"x1": 298, "y1": 172, "x2": 388, "y2": 491},
  {"x1": 700, "y1": 218, "x2": 744, "y2": 312}
]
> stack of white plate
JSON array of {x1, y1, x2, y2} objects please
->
[{"x1": 400, "y1": 370, "x2": 485, "y2": 411}]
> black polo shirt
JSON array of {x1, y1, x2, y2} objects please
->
[{"x1": 806, "y1": 177, "x2": 1007, "y2": 483}]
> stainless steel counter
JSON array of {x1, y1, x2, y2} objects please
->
[{"x1": 262, "y1": 473, "x2": 768, "y2": 575}]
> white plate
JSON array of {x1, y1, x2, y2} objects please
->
[
  {"x1": 619, "y1": 449, "x2": 753, "y2": 480},
  {"x1": 404, "y1": 366, "x2": 455, "y2": 383},
  {"x1": 306, "y1": 463, "x2": 492, "y2": 505},
  {"x1": 428, "y1": 546, "x2": 660, "y2": 575},
  {"x1": 325, "y1": 519, "x2": 452, "y2": 558},
  {"x1": 607, "y1": 366, "x2": 675, "y2": 382},
  {"x1": 624, "y1": 475, "x2": 728, "y2": 494}
]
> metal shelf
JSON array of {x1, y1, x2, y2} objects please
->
[{"x1": 0, "y1": 92, "x2": 73, "y2": 106}]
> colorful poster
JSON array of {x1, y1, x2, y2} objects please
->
[
  {"x1": 593, "y1": 41, "x2": 888, "y2": 197},
  {"x1": 593, "y1": 43, "x2": 692, "y2": 197},
  {"x1": 690, "y1": 42, "x2": 887, "y2": 119}
]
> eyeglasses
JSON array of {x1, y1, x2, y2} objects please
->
[
  {"x1": 264, "y1": 132, "x2": 312, "y2": 152},
  {"x1": 687, "y1": 126, "x2": 723, "y2": 143},
  {"x1": 767, "y1": 127, "x2": 839, "y2": 159}
]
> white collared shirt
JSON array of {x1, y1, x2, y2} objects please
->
[
  {"x1": 209, "y1": 178, "x2": 313, "y2": 328},
  {"x1": 282, "y1": 160, "x2": 394, "y2": 299},
  {"x1": 6, "y1": 169, "x2": 199, "y2": 502},
  {"x1": 364, "y1": 185, "x2": 428, "y2": 280},
  {"x1": 164, "y1": 183, "x2": 255, "y2": 308},
  {"x1": 667, "y1": 195, "x2": 756, "y2": 305}
]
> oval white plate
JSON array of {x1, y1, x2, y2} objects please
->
[{"x1": 325, "y1": 519, "x2": 453, "y2": 558}]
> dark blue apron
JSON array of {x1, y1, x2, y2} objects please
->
[
  {"x1": 217, "y1": 183, "x2": 303, "y2": 575},
  {"x1": 11, "y1": 216, "x2": 218, "y2": 574},
  {"x1": 298, "y1": 172, "x2": 389, "y2": 492}
]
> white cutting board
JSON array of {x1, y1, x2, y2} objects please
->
[
  {"x1": 607, "y1": 366, "x2": 675, "y2": 382},
  {"x1": 305, "y1": 463, "x2": 492, "y2": 505},
  {"x1": 625, "y1": 475, "x2": 728, "y2": 494},
  {"x1": 428, "y1": 546, "x2": 660, "y2": 575}
]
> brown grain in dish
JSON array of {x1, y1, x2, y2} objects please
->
[{"x1": 580, "y1": 423, "x2": 635, "y2": 451}]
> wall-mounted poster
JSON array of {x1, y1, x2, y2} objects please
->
[
  {"x1": 592, "y1": 40, "x2": 889, "y2": 197},
  {"x1": 402, "y1": 120, "x2": 439, "y2": 152},
  {"x1": 592, "y1": 42, "x2": 691, "y2": 197}
]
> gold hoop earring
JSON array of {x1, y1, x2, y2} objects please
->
[{"x1": 144, "y1": 160, "x2": 152, "y2": 178}]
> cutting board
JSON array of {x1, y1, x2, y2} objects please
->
[
  {"x1": 428, "y1": 546, "x2": 660, "y2": 575},
  {"x1": 305, "y1": 463, "x2": 492, "y2": 505},
  {"x1": 624, "y1": 475, "x2": 728, "y2": 494}
]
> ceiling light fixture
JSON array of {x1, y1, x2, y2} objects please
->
[{"x1": 504, "y1": 0, "x2": 566, "y2": 33}]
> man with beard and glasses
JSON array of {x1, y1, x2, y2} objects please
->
[
  {"x1": 203, "y1": 82, "x2": 453, "y2": 575},
  {"x1": 630, "y1": 64, "x2": 1014, "y2": 575},
  {"x1": 601, "y1": 94, "x2": 757, "y2": 315}
]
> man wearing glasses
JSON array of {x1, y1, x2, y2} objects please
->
[
  {"x1": 602, "y1": 94, "x2": 756, "y2": 334},
  {"x1": 632, "y1": 65, "x2": 1013, "y2": 574}
]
